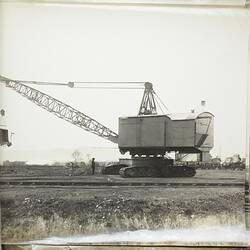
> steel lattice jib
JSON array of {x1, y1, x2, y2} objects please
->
[{"x1": 118, "y1": 112, "x2": 214, "y2": 157}]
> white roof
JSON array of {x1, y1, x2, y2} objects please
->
[
  {"x1": 168, "y1": 112, "x2": 214, "y2": 120},
  {"x1": 0, "y1": 109, "x2": 7, "y2": 128},
  {"x1": 120, "y1": 112, "x2": 214, "y2": 120}
]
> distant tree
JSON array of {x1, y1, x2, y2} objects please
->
[{"x1": 72, "y1": 150, "x2": 81, "y2": 163}]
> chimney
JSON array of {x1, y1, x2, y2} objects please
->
[
  {"x1": 0, "y1": 109, "x2": 5, "y2": 116},
  {"x1": 201, "y1": 100, "x2": 206, "y2": 107}
]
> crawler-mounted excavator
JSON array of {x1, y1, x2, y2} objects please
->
[{"x1": 0, "y1": 75, "x2": 214, "y2": 177}]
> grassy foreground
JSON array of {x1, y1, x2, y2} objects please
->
[{"x1": 1, "y1": 186, "x2": 245, "y2": 242}]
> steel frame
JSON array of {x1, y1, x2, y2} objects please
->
[{"x1": 2, "y1": 77, "x2": 118, "y2": 143}]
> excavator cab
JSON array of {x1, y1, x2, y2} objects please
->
[{"x1": 0, "y1": 109, "x2": 12, "y2": 147}]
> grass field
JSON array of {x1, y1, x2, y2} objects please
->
[
  {"x1": 0, "y1": 168, "x2": 246, "y2": 243},
  {"x1": 1, "y1": 184, "x2": 245, "y2": 243}
]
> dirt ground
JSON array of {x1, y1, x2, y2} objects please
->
[
  {"x1": 0, "y1": 168, "x2": 246, "y2": 243},
  {"x1": 0, "y1": 164, "x2": 246, "y2": 180}
]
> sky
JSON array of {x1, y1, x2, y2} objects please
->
[{"x1": 0, "y1": 2, "x2": 250, "y2": 163}]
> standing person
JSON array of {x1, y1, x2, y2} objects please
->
[{"x1": 91, "y1": 158, "x2": 95, "y2": 175}]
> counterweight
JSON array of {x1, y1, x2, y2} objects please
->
[{"x1": 0, "y1": 76, "x2": 118, "y2": 144}]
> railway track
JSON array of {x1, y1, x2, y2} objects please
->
[{"x1": 0, "y1": 176, "x2": 245, "y2": 188}]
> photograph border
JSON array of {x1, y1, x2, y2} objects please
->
[{"x1": 1, "y1": 0, "x2": 250, "y2": 249}]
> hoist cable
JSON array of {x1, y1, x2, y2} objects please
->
[
  {"x1": 154, "y1": 96, "x2": 164, "y2": 114},
  {"x1": 154, "y1": 92, "x2": 169, "y2": 112},
  {"x1": 74, "y1": 81, "x2": 145, "y2": 85},
  {"x1": 13, "y1": 80, "x2": 145, "y2": 89},
  {"x1": 74, "y1": 87, "x2": 144, "y2": 89},
  {"x1": 20, "y1": 81, "x2": 68, "y2": 86}
]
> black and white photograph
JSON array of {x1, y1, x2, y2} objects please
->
[{"x1": 0, "y1": 0, "x2": 250, "y2": 248}]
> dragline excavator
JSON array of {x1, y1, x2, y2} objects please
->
[{"x1": 0, "y1": 75, "x2": 214, "y2": 178}]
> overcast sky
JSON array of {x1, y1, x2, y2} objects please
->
[{"x1": 0, "y1": 3, "x2": 249, "y2": 163}]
